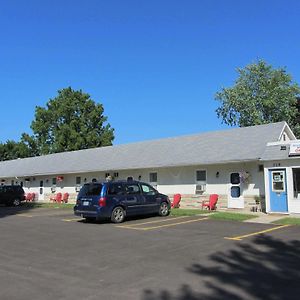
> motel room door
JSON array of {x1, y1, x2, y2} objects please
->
[
  {"x1": 269, "y1": 169, "x2": 288, "y2": 213},
  {"x1": 228, "y1": 172, "x2": 244, "y2": 208}
]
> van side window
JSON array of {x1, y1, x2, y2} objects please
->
[
  {"x1": 125, "y1": 184, "x2": 140, "y2": 195},
  {"x1": 108, "y1": 183, "x2": 124, "y2": 195}
]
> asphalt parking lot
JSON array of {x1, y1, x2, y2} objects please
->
[{"x1": 1, "y1": 206, "x2": 300, "y2": 300}]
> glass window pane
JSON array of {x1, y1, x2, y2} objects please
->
[
  {"x1": 125, "y1": 184, "x2": 140, "y2": 195},
  {"x1": 231, "y1": 186, "x2": 240, "y2": 198},
  {"x1": 196, "y1": 170, "x2": 206, "y2": 181},
  {"x1": 108, "y1": 183, "x2": 124, "y2": 195},
  {"x1": 149, "y1": 173, "x2": 157, "y2": 182},
  {"x1": 76, "y1": 177, "x2": 81, "y2": 185},
  {"x1": 231, "y1": 173, "x2": 240, "y2": 184},
  {"x1": 141, "y1": 184, "x2": 156, "y2": 195}
]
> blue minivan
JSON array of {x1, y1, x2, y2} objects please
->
[{"x1": 74, "y1": 180, "x2": 171, "y2": 223}]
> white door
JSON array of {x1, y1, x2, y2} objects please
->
[
  {"x1": 228, "y1": 172, "x2": 244, "y2": 208},
  {"x1": 39, "y1": 180, "x2": 44, "y2": 201}
]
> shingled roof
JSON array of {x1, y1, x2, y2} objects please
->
[{"x1": 0, "y1": 122, "x2": 291, "y2": 178}]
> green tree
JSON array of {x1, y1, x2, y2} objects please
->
[
  {"x1": 215, "y1": 60, "x2": 300, "y2": 137},
  {"x1": 0, "y1": 134, "x2": 38, "y2": 161},
  {"x1": 31, "y1": 87, "x2": 114, "y2": 154}
]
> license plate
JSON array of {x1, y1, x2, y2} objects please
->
[{"x1": 83, "y1": 201, "x2": 90, "y2": 206}]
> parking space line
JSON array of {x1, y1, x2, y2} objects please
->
[
  {"x1": 224, "y1": 224, "x2": 291, "y2": 241},
  {"x1": 117, "y1": 216, "x2": 189, "y2": 228},
  {"x1": 116, "y1": 217, "x2": 209, "y2": 231},
  {"x1": 16, "y1": 214, "x2": 34, "y2": 218}
]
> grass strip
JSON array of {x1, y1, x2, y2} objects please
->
[
  {"x1": 209, "y1": 212, "x2": 257, "y2": 221},
  {"x1": 170, "y1": 208, "x2": 213, "y2": 216},
  {"x1": 22, "y1": 202, "x2": 74, "y2": 209},
  {"x1": 273, "y1": 217, "x2": 300, "y2": 226}
]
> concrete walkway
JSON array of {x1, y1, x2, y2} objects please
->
[{"x1": 244, "y1": 214, "x2": 287, "y2": 224}]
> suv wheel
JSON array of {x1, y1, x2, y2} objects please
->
[
  {"x1": 111, "y1": 206, "x2": 125, "y2": 223},
  {"x1": 158, "y1": 202, "x2": 170, "y2": 216},
  {"x1": 13, "y1": 198, "x2": 21, "y2": 207}
]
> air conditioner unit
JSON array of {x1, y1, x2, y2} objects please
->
[{"x1": 195, "y1": 184, "x2": 206, "y2": 194}]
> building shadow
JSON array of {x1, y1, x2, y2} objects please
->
[{"x1": 142, "y1": 234, "x2": 300, "y2": 300}]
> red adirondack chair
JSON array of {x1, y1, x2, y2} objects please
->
[
  {"x1": 56, "y1": 192, "x2": 63, "y2": 203},
  {"x1": 63, "y1": 192, "x2": 69, "y2": 203},
  {"x1": 202, "y1": 194, "x2": 218, "y2": 210},
  {"x1": 26, "y1": 193, "x2": 33, "y2": 202},
  {"x1": 171, "y1": 193, "x2": 181, "y2": 208},
  {"x1": 50, "y1": 192, "x2": 63, "y2": 203}
]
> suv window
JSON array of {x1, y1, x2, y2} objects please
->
[
  {"x1": 125, "y1": 184, "x2": 140, "y2": 195},
  {"x1": 107, "y1": 183, "x2": 124, "y2": 195},
  {"x1": 141, "y1": 184, "x2": 157, "y2": 196},
  {"x1": 78, "y1": 183, "x2": 103, "y2": 197}
]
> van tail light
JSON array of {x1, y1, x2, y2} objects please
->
[{"x1": 98, "y1": 197, "x2": 106, "y2": 207}]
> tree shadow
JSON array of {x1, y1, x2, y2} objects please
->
[{"x1": 142, "y1": 235, "x2": 300, "y2": 300}]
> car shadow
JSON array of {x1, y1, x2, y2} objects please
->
[
  {"x1": 141, "y1": 234, "x2": 300, "y2": 300},
  {"x1": 79, "y1": 213, "x2": 161, "y2": 224},
  {"x1": 0, "y1": 202, "x2": 38, "y2": 218}
]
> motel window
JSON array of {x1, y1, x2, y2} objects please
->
[
  {"x1": 293, "y1": 169, "x2": 300, "y2": 198},
  {"x1": 52, "y1": 177, "x2": 57, "y2": 185},
  {"x1": 149, "y1": 172, "x2": 157, "y2": 183},
  {"x1": 196, "y1": 170, "x2": 206, "y2": 182},
  {"x1": 230, "y1": 173, "x2": 240, "y2": 185},
  {"x1": 76, "y1": 177, "x2": 81, "y2": 185}
]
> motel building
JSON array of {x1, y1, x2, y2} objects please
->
[{"x1": 1, "y1": 121, "x2": 300, "y2": 215}]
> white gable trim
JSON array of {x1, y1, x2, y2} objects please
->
[{"x1": 278, "y1": 122, "x2": 296, "y2": 141}]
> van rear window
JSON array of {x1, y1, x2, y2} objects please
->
[{"x1": 79, "y1": 183, "x2": 103, "y2": 197}]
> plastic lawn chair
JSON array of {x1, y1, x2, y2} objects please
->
[
  {"x1": 171, "y1": 193, "x2": 181, "y2": 208},
  {"x1": 202, "y1": 194, "x2": 218, "y2": 210}
]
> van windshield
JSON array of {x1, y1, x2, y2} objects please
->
[{"x1": 78, "y1": 183, "x2": 103, "y2": 197}]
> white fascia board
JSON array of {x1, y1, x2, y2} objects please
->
[{"x1": 267, "y1": 139, "x2": 300, "y2": 146}]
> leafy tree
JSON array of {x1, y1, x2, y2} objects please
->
[
  {"x1": 215, "y1": 60, "x2": 300, "y2": 137},
  {"x1": 0, "y1": 133, "x2": 39, "y2": 161},
  {"x1": 31, "y1": 87, "x2": 114, "y2": 154}
]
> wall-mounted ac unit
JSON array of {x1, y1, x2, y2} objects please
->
[{"x1": 195, "y1": 184, "x2": 206, "y2": 194}]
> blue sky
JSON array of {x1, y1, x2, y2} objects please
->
[{"x1": 0, "y1": 0, "x2": 300, "y2": 145}]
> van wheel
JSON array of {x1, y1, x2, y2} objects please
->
[
  {"x1": 158, "y1": 202, "x2": 170, "y2": 216},
  {"x1": 111, "y1": 207, "x2": 125, "y2": 223}
]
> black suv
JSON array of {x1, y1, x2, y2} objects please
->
[{"x1": 0, "y1": 185, "x2": 25, "y2": 206}]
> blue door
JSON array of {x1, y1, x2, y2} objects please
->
[{"x1": 269, "y1": 170, "x2": 288, "y2": 212}]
